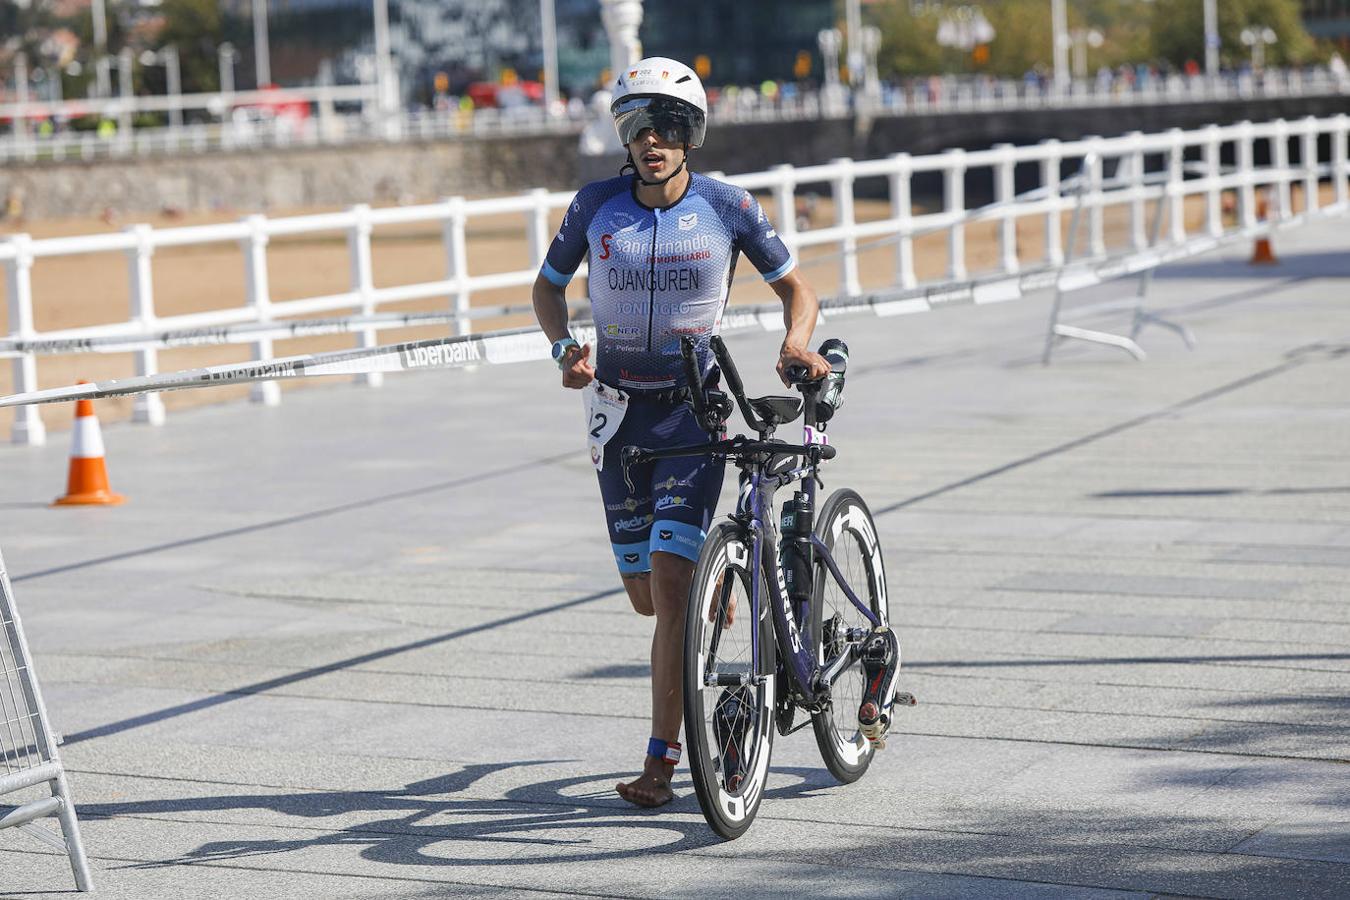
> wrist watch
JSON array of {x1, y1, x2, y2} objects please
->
[{"x1": 551, "y1": 337, "x2": 580, "y2": 369}]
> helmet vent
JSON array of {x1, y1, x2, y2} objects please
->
[{"x1": 676, "y1": 75, "x2": 692, "y2": 84}]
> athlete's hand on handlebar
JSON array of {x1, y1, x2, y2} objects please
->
[
  {"x1": 560, "y1": 342, "x2": 596, "y2": 389},
  {"x1": 777, "y1": 341, "x2": 830, "y2": 387}
]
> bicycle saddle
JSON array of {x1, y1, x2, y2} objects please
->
[{"x1": 748, "y1": 395, "x2": 803, "y2": 427}]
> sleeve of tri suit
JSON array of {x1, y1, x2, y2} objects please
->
[
  {"x1": 732, "y1": 189, "x2": 797, "y2": 284},
  {"x1": 539, "y1": 186, "x2": 596, "y2": 288}
]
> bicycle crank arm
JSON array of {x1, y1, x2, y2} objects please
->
[{"x1": 814, "y1": 643, "x2": 861, "y2": 692}]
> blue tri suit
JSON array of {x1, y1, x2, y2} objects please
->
[{"x1": 540, "y1": 173, "x2": 797, "y2": 574}]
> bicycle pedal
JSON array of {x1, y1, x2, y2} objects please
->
[{"x1": 893, "y1": 692, "x2": 917, "y2": 707}]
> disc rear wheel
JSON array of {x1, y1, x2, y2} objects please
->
[{"x1": 810, "y1": 489, "x2": 890, "y2": 784}]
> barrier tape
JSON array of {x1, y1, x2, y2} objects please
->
[
  {"x1": 0, "y1": 305, "x2": 542, "y2": 357},
  {"x1": 1, "y1": 201, "x2": 1344, "y2": 410}
]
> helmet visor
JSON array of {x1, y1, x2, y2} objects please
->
[{"x1": 612, "y1": 96, "x2": 707, "y2": 148}]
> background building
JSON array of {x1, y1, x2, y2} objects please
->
[
  {"x1": 638, "y1": 0, "x2": 834, "y2": 85},
  {"x1": 224, "y1": 0, "x2": 835, "y2": 103},
  {"x1": 1302, "y1": 0, "x2": 1350, "y2": 46}
]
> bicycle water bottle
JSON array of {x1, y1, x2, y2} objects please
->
[
  {"x1": 779, "y1": 490, "x2": 814, "y2": 605},
  {"x1": 815, "y1": 339, "x2": 848, "y2": 424}
]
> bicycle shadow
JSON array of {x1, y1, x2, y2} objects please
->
[{"x1": 83, "y1": 759, "x2": 843, "y2": 870}]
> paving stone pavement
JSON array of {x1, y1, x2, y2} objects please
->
[{"x1": 1, "y1": 218, "x2": 1348, "y2": 898}]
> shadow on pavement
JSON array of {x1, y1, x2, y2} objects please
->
[
  {"x1": 908, "y1": 652, "x2": 1350, "y2": 669},
  {"x1": 80, "y1": 762, "x2": 844, "y2": 870},
  {"x1": 61, "y1": 586, "x2": 622, "y2": 747},
  {"x1": 1154, "y1": 251, "x2": 1350, "y2": 280},
  {"x1": 1090, "y1": 485, "x2": 1350, "y2": 498}
]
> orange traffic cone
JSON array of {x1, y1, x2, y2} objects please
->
[
  {"x1": 1250, "y1": 192, "x2": 1277, "y2": 265},
  {"x1": 53, "y1": 387, "x2": 124, "y2": 506}
]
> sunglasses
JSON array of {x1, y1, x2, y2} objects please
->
[{"x1": 612, "y1": 96, "x2": 706, "y2": 147}]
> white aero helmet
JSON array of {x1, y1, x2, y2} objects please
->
[{"x1": 610, "y1": 56, "x2": 708, "y2": 149}]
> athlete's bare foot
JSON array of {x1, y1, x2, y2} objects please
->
[
  {"x1": 707, "y1": 574, "x2": 737, "y2": 628},
  {"x1": 615, "y1": 755, "x2": 676, "y2": 808}
]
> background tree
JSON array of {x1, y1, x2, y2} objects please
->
[
  {"x1": 1150, "y1": 0, "x2": 1316, "y2": 69},
  {"x1": 869, "y1": 2, "x2": 946, "y2": 78},
  {"x1": 156, "y1": 0, "x2": 226, "y2": 93},
  {"x1": 869, "y1": 0, "x2": 1164, "y2": 80}
]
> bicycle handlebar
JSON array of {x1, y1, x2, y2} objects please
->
[{"x1": 621, "y1": 437, "x2": 836, "y2": 491}]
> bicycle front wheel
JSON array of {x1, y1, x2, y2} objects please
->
[
  {"x1": 810, "y1": 488, "x2": 891, "y2": 784},
  {"x1": 683, "y1": 522, "x2": 776, "y2": 840}
]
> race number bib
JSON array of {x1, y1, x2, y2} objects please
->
[{"x1": 583, "y1": 381, "x2": 628, "y2": 471}]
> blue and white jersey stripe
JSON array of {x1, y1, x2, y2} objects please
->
[{"x1": 542, "y1": 173, "x2": 795, "y2": 391}]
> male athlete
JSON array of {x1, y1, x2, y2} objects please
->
[{"x1": 532, "y1": 57, "x2": 829, "y2": 808}]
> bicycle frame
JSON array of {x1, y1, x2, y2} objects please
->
[
  {"x1": 623, "y1": 334, "x2": 879, "y2": 707},
  {"x1": 739, "y1": 440, "x2": 881, "y2": 706},
  {"x1": 626, "y1": 430, "x2": 880, "y2": 705}
]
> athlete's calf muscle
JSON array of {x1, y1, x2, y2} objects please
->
[{"x1": 623, "y1": 572, "x2": 654, "y2": 616}]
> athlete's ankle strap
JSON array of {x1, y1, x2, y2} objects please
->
[{"x1": 647, "y1": 737, "x2": 681, "y2": 765}]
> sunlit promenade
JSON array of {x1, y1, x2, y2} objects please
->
[{"x1": 2, "y1": 213, "x2": 1347, "y2": 896}]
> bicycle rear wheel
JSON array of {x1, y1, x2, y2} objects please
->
[
  {"x1": 810, "y1": 488, "x2": 891, "y2": 783},
  {"x1": 683, "y1": 522, "x2": 776, "y2": 840}
]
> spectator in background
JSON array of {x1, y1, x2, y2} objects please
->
[{"x1": 1330, "y1": 53, "x2": 1348, "y2": 88}]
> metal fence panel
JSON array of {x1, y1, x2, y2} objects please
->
[{"x1": 0, "y1": 548, "x2": 93, "y2": 891}]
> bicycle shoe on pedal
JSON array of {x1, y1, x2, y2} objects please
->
[
  {"x1": 857, "y1": 626, "x2": 901, "y2": 749},
  {"x1": 713, "y1": 685, "x2": 754, "y2": 791}
]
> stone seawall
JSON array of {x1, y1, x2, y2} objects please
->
[
  {"x1": 4, "y1": 93, "x2": 1346, "y2": 220},
  {"x1": 2, "y1": 132, "x2": 583, "y2": 220}
]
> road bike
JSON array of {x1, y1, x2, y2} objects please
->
[{"x1": 621, "y1": 335, "x2": 914, "y2": 839}]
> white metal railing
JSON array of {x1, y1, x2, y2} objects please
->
[
  {"x1": 1, "y1": 69, "x2": 1347, "y2": 164},
  {"x1": 3, "y1": 114, "x2": 1349, "y2": 445},
  {"x1": 0, "y1": 104, "x2": 583, "y2": 165}
]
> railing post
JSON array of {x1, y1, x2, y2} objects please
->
[
  {"x1": 1301, "y1": 115, "x2": 1320, "y2": 214},
  {"x1": 1272, "y1": 118, "x2": 1292, "y2": 218},
  {"x1": 1238, "y1": 120, "x2": 1257, "y2": 229},
  {"x1": 1085, "y1": 137, "x2": 1106, "y2": 256},
  {"x1": 5, "y1": 235, "x2": 45, "y2": 446},
  {"x1": 347, "y1": 204, "x2": 382, "y2": 388},
  {"x1": 1166, "y1": 128, "x2": 1186, "y2": 244},
  {"x1": 126, "y1": 224, "x2": 166, "y2": 425},
  {"x1": 1204, "y1": 124, "x2": 1223, "y2": 237},
  {"x1": 944, "y1": 148, "x2": 967, "y2": 282},
  {"x1": 1040, "y1": 139, "x2": 1064, "y2": 267},
  {"x1": 1127, "y1": 131, "x2": 1147, "y2": 250},
  {"x1": 1336, "y1": 114, "x2": 1349, "y2": 208},
  {"x1": 769, "y1": 164, "x2": 798, "y2": 258},
  {"x1": 887, "y1": 153, "x2": 916, "y2": 289},
  {"x1": 442, "y1": 196, "x2": 471, "y2": 337},
  {"x1": 525, "y1": 187, "x2": 551, "y2": 271},
  {"x1": 829, "y1": 158, "x2": 861, "y2": 296},
  {"x1": 242, "y1": 214, "x2": 280, "y2": 406},
  {"x1": 992, "y1": 143, "x2": 1019, "y2": 274}
]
